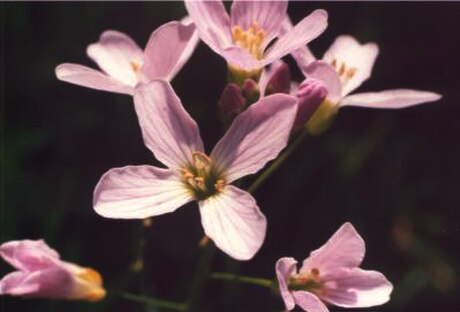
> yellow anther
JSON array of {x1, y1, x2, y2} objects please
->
[
  {"x1": 232, "y1": 23, "x2": 266, "y2": 60},
  {"x1": 215, "y1": 179, "x2": 225, "y2": 192},
  {"x1": 338, "y1": 62, "x2": 346, "y2": 76},
  {"x1": 130, "y1": 60, "x2": 141, "y2": 73},
  {"x1": 346, "y1": 67, "x2": 357, "y2": 79},
  {"x1": 331, "y1": 58, "x2": 337, "y2": 69}
]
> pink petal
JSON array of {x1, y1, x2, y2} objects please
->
[
  {"x1": 0, "y1": 240, "x2": 60, "y2": 272},
  {"x1": 93, "y1": 165, "x2": 193, "y2": 219},
  {"x1": 211, "y1": 94, "x2": 298, "y2": 183},
  {"x1": 292, "y1": 291, "x2": 329, "y2": 312},
  {"x1": 0, "y1": 271, "x2": 40, "y2": 296},
  {"x1": 142, "y1": 20, "x2": 199, "y2": 81},
  {"x1": 302, "y1": 61, "x2": 342, "y2": 103},
  {"x1": 301, "y1": 223, "x2": 365, "y2": 275},
  {"x1": 220, "y1": 46, "x2": 261, "y2": 70},
  {"x1": 280, "y1": 17, "x2": 317, "y2": 72},
  {"x1": 55, "y1": 63, "x2": 134, "y2": 95},
  {"x1": 275, "y1": 257, "x2": 298, "y2": 310},
  {"x1": 321, "y1": 268, "x2": 393, "y2": 308},
  {"x1": 133, "y1": 81, "x2": 204, "y2": 169},
  {"x1": 230, "y1": 0, "x2": 287, "y2": 46},
  {"x1": 198, "y1": 185, "x2": 266, "y2": 260},
  {"x1": 263, "y1": 9, "x2": 328, "y2": 67},
  {"x1": 184, "y1": 0, "x2": 232, "y2": 53},
  {"x1": 87, "y1": 30, "x2": 143, "y2": 87},
  {"x1": 322, "y1": 35, "x2": 379, "y2": 96},
  {"x1": 340, "y1": 89, "x2": 442, "y2": 109}
]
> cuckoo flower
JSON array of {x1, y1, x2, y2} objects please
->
[
  {"x1": 291, "y1": 35, "x2": 442, "y2": 134},
  {"x1": 185, "y1": 0, "x2": 327, "y2": 73},
  {"x1": 0, "y1": 240, "x2": 105, "y2": 301},
  {"x1": 93, "y1": 80, "x2": 298, "y2": 260},
  {"x1": 55, "y1": 19, "x2": 198, "y2": 95},
  {"x1": 276, "y1": 223, "x2": 393, "y2": 312}
]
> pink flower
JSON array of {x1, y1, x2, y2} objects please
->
[
  {"x1": 276, "y1": 223, "x2": 393, "y2": 311},
  {"x1": 291, "y1": 35, "x2": 442, "y2": 133},
  {"x1": 184, "y1": 0, "x2": 327, "y2": 71},
  {"x1": 55, "y1": 19, "x2": 199, "y2": 95},
  {"x1": 0, "y1": 240, "x2": 105, "y2": 301},
  {"x1": 93, "y1": 80, "x2": 298, "y2": 260}
]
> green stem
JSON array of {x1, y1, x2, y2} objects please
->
[
  {"x1": 184, "y1": 243, "x2": 216, "y2": 312},
  {"x1": 247, "y1": 129, "x2": 308, "y2": 194},
  {"x1": 210, "y1": 272, "x2": 273, "y2": 288},
  {"x1": 114, "y1": 290, "x2": 185, "y2": 311}
]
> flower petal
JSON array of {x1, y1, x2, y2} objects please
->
[
  {"x1": 263, "y1": 9, "x2": 328, "y2": 67},
  {"x1": 55, "y1": 63, "x2": 134, "y2": 95},
  {"x1": 142, "y1": 20, "x2": 199, "y2": 81},
  {"x1": 133, "y1": 81, "x2": 204, "y2": 169},
  {"x1": 198, "y1": 185, "x2": 266, "y2": 260},
  {"x1": 322, "y1": 35, "x2": 379, "y2": 96},
  {"x1": 93, "y1": 165, "x2": 193, "y2": 219},
  {"x1": 87, "y1": 30, "x2": 143, "y2": 87},
  {"x1": 211, "y1": 94, "x2": 298, "y2": 183},
  {"x1": 0, "y1": 271, "x2": 40, "y2": 296},
  {"x1": 340, "y1": 89, "x2": 442, "y2": 109},
  {"x1": 301, "y1": 223, "x2": 365, "y2": 275},
  {"x1": 322, "y1": 268, "x2": 393, "y2": 308},
  {"x1": 0, "y1": 240, "x2": 60, "y2": 272},
  {"x1": 292, "y1": 291, "x2": 329, "y2": 312},
  {"x1": 280, "y1": 17, "x2": 317, "y2": 72},
  {"x1": 275, "y1": 257, "x2": 298, "y2": 310},
  {"x1": 184, "y1": 0, "x2": 232, "y2": 52},
  {"x1": 230, "y1": 0, "x2": 287, "y2": 46},
  {"x1": 303, "y1": 61, "x2": 342, "y2": 103}
]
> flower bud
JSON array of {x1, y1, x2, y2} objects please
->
[
  {"x1": 293, "y1": 78, "x2": 328, "y2": 131},
  {"x1": 218, "y1": 83, "x2": 245, "y2": 124},
  {"x1": 265, "y1": 62, "x2": 291, "y2": 95},
  {"x1": 241, "y1": 78, "x2": 260, "y2": 105}
]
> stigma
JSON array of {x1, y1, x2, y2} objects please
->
[
  {"x1": 232, "y1": 23, "x2": 266, "y2": 60},
  {"x1": 181, "y1": 152, "x2": 226, "y2": 200}
]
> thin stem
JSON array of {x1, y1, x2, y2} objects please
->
[
  {"x1": 114, "y1": 290, "x2": 186, "y2": 311},
  {"x1": 184, "y1": 243, "x2": 216, "y2": 312},
  {"x1": 247, "y1": 129, "x2": 308, "y2": 194},
  {"x1": 210, "y1": 272, "x2": 273, "y2": 288}
]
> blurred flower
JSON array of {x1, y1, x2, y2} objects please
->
[
  {"x1": 93, "y1": 80, "x2": 298, "y2": 260},
  {"x1": 0, "y1": 240, "x2": 105, "y2": 301},
  {"x1": 291, "y1": 35, "x2": 442, "y2": 134},
  {"x1": 276, "y1": 223, "x2": 392, "y2": 311},
  {"x1": 55, "y1": 19, "x2": 198, "y2": 95},
  {"x1": 185, "y1": 0, "x2": 327, "y2": 75}
]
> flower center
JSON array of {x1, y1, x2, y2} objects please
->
[
  {"x1": 288, "y1": 268, "x2": 325, "y2": 294},
  {"x1": 130, "y1": 60, "x2": 144, "y2": 83},
  {"x1": 181, "y1": 152, "x2": 226, "y2": 200},
  {"x1": 232, "y1": 23, "x2": 266, "y2": 60},
  {"x1": 330, "y1": 58, "x2": 357, "y2": 86}
]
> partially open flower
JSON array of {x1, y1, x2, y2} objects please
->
[
  {"x1": 276, "y1": 223, "x2": 393, "y2": 311},
  {"x1": 185, "y1": 0, "x2": 327, "y2": 78},
  {"x1": 55, "y1": 19, "x2": 198, "y2": 95},
  {"x1": 0, "y1": 240, "x2": 105, "y2": 301},
  {"x1": 290, "y1": 35, "x2": 442, "y2": 134}
]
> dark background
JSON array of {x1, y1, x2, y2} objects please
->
[{"x1": 2, "y1": 2, "x2": 460, "y2": 311}]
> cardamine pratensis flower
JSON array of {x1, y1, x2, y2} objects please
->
[
  {"x1": 93, "y1": 80, "x2": 298, "y2": 260},
  {"x1": 276, "y1": 223, "x2": 393, "y2": 311},
  {"x1": 292, "y1": 35, "x2": 442, "y2": 134},
  {"x1": 55, "y1": 19, "x2": 198, "y2": 95},
  {"x1": 185, "y1": 0, "x2": 327, "y2": 77},
  {"x1": 0, "y1": 240, "x2": 105, "y2": 301}
]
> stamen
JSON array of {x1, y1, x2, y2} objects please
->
[
  {"x1": 338, "y1": 62, "x2": 346, "y2": 76},
  {"x1": 331, "y1": 58, "x2": 337, "y2": 69},
  {"x1": 232, "y1": 23, "x2": 266, "y2": 60},
  {"x1": 346, "y1": 67, "x2": 357, "y2": 79},
  {"x1": 130, "y1": 60, "x2": 141, "y2": 73}
]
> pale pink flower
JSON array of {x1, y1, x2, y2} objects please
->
[
  {"x1": 93, "y1": 80, "x2": 298, "y2": 260},
  {"x1": 0, "y1": 240, "x2": 105, "y2": 301},
  {"x1": 55, "y1": 19, "x2": 199, "y2": 95},
  {"x1": 294, "y1": 35, "x2": 442, "y2": 112},
  {"x1": 184, "y1": 0, "x2": 327, "y2": 71},
  {"x1": 276, "y1": 223, "x2": 393, "y2": 311}
]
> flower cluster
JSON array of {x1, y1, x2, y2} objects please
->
[{"x1": 2, "y1": 1, "x2": 441, "y2": 310}]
